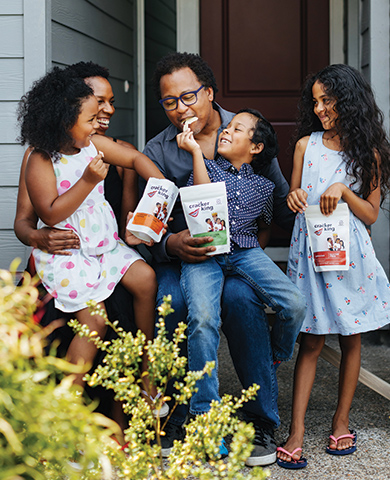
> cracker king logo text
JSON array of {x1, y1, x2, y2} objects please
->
[
  {"x1": 189, "y1": 200, "x2": 214, "y2": 217},
  {"x1": 314, "y1": 222, "x2": 335, "y2": 235},
  {"x1": 148, "y1": 185, "x2": 169, "y2": 200}
]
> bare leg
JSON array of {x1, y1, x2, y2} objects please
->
[
  {"x1": 328, "y1": 333, "x2": 361, "y2": 451},
  {"x1": 120, "y1": 260, "x2": 158, "y2": 396},
  {"x1": 66, "y1": 304, "x2": 107, "y2": 387},
  {"x1": 277, "y1": 333, "x2": 325, "y2": 463}
]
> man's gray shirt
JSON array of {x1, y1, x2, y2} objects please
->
[{"x1": 142, "y1": 104, "x2": 294, "y2": 262}]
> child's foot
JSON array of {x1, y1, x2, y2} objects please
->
[
  {"x1": 141, "y1": 389, "x2": 169, "y2": 418},
  {"x1": 328, "y1": 419, "x2": 354, "y2": 452},
  {"x1": 276, "y1": 431, "x2": 304, "y2": 465}
]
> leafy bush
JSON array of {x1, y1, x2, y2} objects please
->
[
  {"x1": 1, "y1": 259, "x2": 269, "y2": 479},
  {"x1": 70, "y1": 297, "x2": 270, "y2": 479},
  {"x1": 0, "y1": 260, "x2": 119, "y2": 479}
]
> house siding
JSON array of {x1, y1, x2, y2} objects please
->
[
  {"x1": 145, "y1": 0, "x2": 176, "y2": 142},
  {"x1": 51, "y1": 0, "x2": 137, "y2": 146},
  {"x1": 0, "y1": 1, "x2": 28, "y2": 269}
]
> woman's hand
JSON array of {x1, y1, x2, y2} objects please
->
[
  {"x1": 287, "y1": 188, "x2": 308, "y2": 213},
  {"x1": 320, "y1": 183, "x2": 346, "y2": 215},
  {"x1": 31, "y1": 227, "x2": 80, "y2": 255},
  {"x1": 124, "y1": 211, "x2": 170, "y2": 247}
]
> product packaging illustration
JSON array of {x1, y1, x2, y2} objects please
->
[
  {"x1": 305, "y1": 203, "x2": 350, "y2": 272},
  {"x1": 180, "y1": 181, "x2": 230, "y2": 255},
  {"x1": 127, "y1": 177, "x2": 179, "y2": 243}
]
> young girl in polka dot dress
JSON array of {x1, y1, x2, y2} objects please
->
[
  {"x1": 18, "y1": 67, "x2": 167, "y2": 413},
  {"x1": 175, "y1": 109, "x2": 306, "y2": 423},
  {"x1": 277, "y1": 65, "x2": 390, "y2": 469}
]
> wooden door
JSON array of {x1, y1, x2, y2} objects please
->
[{"x1": 200, "y1": 0, "x2": 329, "y2": 246}]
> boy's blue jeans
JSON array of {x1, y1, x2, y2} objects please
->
[{"x1": 180, "y1": 246, "x2": 306, "y2": 417}]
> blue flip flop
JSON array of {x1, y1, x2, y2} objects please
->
[
  {"x1": 276, "y1": 446, "x2": 307, "y2": 469},
  {"x1": 326, "y1": 429, "x2": 357, "y2": 455}
]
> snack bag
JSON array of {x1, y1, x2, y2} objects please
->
[
  {"x1": 180, "y1": 182, "x2": 230, "y2": 255},
  {"x1": 127, "y1": 177, "x2": 179, "y2": 243},
  {"x1": 305, "y1": 203, "x2": 349, "y2": 272}
]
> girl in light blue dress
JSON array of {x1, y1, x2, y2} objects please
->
[{"x1": 277, "y1": 64, "x2": 390, "y2": 469}]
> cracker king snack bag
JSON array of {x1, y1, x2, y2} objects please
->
[
  {"x1": 127, "y1": 177, "x2": 179, "y2": 243},
  {"x1": 180, "y1": 182, "x2": 230, "y2": 255},
  {"x1": 305, "y1": 202, "x2": 350, "y2": 272}
]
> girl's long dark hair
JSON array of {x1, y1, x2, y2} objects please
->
[{"x1": 293, "y1": 64, "x2": 390, "y2": 202}]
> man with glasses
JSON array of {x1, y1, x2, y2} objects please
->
[{"x1": 142, "y1": 52, "x2": 301, "y2": 466}]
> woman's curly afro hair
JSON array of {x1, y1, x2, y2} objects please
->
[
  {"x1": 293, "y1": 64, "x2": 390, "y2": 202},
  {"x1": 18, "y1": 67, "x2": 94, "y2": 160},
  {"x1": 237, "y1": 108, "x2": 279, "y2": 174}
]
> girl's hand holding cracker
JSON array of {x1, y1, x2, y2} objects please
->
[
  {"x1": 287, "y1": 188, "x2": 308, "y2": 213},
  {"x1": 82, "y1": 152, "x2": 109, "y2": 185}
]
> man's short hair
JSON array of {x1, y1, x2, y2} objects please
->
[{"x1": 152, "y1": 52, "x2": 218, "y2": 100}]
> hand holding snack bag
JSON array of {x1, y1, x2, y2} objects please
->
[
  {"x1": 180, "y1": 181, "x2": 230, "y2": 255},
  {"x1": 127, "y1": 177, "x2": 179, "y2": 243},
  {"x1": 305, "y1": 202, "x2": 349, "y2": 272}
]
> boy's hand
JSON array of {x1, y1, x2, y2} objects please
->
[
  {"x1": 83, "y1": 153, "x2": 109, "y2": 185},
  {"x1": 176, "y1": 130, "x2": 201, "y2": 155},
  {"x1": 287, "y1": 188, "x2": 308, "y2": 213}
]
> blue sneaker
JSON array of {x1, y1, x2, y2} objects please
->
[{"x1": 219, "y1": 438, "x2": 228, "y2": 457}]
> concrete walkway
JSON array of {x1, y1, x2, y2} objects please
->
[{"x1": 218, "y1": 330, "x2": 390, "y2": 480}]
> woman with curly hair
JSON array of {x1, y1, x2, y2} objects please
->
[
  {"x1": 14, "y1": 62, "x2": 143, "y2": 431},
  {"x1": 276, "y1": 64, "x2": 390, "y2": 469},
  {"x1": 18, "y1": 67, "x2": 167, "y2": 415}
]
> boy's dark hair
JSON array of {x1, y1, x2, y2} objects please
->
[
  {"x1": 65, "y1": 61, "x2": 109, "y2": 80},
  {"x1": 18, "y1": 67, "x2": 94, "y2": 160},
  {"x1": 152, "y1": 52, "x2": 218, "y2": 99},
  {"x1": 237, "y1": 108, "x2": 279, "y2": 173}
]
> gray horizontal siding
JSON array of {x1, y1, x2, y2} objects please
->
[
  {"x1": 0, "y1": 16, "x2": 23, "y2": 56},
  {"x1": 0, "y1": 144, "x2": 24, "y2": 186},
  {"x1": 145, "y1": 0, "x2": 176, "y2": 141},
  {"x1": 0, "y1": 187, "x2": 17, "y2": 228},
  {"x1": 0, "y1": 230, "x2": 30, "y2": 270},
  {"x1": 0, "y1": 58, "x2": 24, "y2": 100},
  {"x1": 51, "y1": 0, "x2": 137, "y2": 146},
  {"x1": 0, "y1": 7, "x2": 24, "y2": 269},
  {"x1": 0, "y1": 102, "x2": 19, "y2": 144},
  {"x1": 0, "y1": 0, "x2": 23, "y2": 14}
]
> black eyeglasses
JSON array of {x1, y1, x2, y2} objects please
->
[{"x1": 159, "y1": 85, "x2": 205, "y2": 111}]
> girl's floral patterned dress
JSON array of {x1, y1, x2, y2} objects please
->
[{"x1": 288, "y1": 131, "x2": 390, "y2": 335}]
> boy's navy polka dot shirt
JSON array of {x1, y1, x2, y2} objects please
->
[{"x1": 187, "y1": 155, "x2": 275, "y2": 250}]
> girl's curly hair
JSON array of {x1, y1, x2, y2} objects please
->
[
  {"x1": 18, "y1": 67, "x2": 94, "y2": 160},
  {"x1": 237, "y1": 108, "x2": 279, "y2": 174},
  {"x1": 293, "y1": 64, "x2": 390, "y2": 202}
]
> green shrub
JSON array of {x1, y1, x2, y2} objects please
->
[
  {"x1": 1, "y1": 259, "x2": 269, "y2": 479},
  {"x1": 70, "y1": 296, "x2": 270, "y2": 479},
  {"x1": 0, "y1": 260, "x2": 119, "y2": 480}
]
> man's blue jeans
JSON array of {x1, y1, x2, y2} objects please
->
[{"x1": 154, "y1": 247, "x2": 306, "y2": 428}]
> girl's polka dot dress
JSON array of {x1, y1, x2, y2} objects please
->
[{"x1": 33, "y1": 142, "x2": 143, "y2": 312}]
